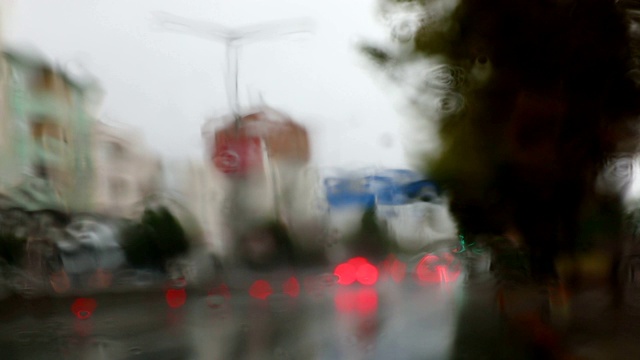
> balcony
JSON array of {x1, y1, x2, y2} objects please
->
[{"x1": 11, "y1": 92, "x2": 70, "y2": 122}]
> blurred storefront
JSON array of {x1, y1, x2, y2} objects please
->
[{"x1": 322, "y1": 168, "x2": 457, "y2": 251}]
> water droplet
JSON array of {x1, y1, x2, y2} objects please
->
[
  {"x1": 72, "y1": 298, "x2": 98, "y2": 319},
  {"x1": 16, "y1": 330, "x2": 37, "y2": 343},
  {"x1": 129, "y1": 347, "x2": 143, "y2": 355},
  {"x1": 206, "y1": 294, "x2": 226, "y2": 308},
  {"x1": 437, "y1": 93, "x2": 465, "y2": 114},
  {"x1": 321, "y1": 273, "x2": 338, "y2": 287}
]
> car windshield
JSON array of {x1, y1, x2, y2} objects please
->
[{"x1": 3, "y1": 1, "x2": 640, "y2": 359}]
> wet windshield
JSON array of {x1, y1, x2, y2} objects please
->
[{"x1": 3, "y1": 0, "x2": 640, "y2": 359}]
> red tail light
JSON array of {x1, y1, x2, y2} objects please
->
[
  {"x1": 283, "y1": 277, "x2": 300, "y2": 298},
  {"x1": 166, "y1": 288, "x2": 187, "y2": 308},
  {"x1": 335, "y1": 263, "x2": 357, "y2": 285},
  {"x1": 249, "y1": 280, "x2": 273, "y2": 300},
  {"x1": 72, "y1": 298, "x2": 97, "y2": 319},
  {"x1": 356, "y1": 263, "x2": 378, "y2": 285},
  {"x1": 334, "y1": 257, "x2": 379, "y2": 286},
  {"x1": 347, "y1": 257, "x2": 368, "y2": 268}
]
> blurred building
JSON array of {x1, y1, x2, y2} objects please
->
[
  {"x1": 0, "y1": 48, "x2": 100, "y2": 212},
  {"x1": 179, "y1": 159, "x2": 229, "y2": 256},
  {"x1": 204, "y1": 107, "x2": 310, "y2": 174},
  {"x1": 202, "y1": 107, "x2": 310, "y2": 217},
  {"x1": 201, "y1": 106, "x2": 325, "y2": 248},
  {"x1": 156, "y1": 155, "x2": 325, "y2": 259},
  {"x1": 321, "y1": 167, "x2": 458, "y2": 251},
  {"x1": 91, "y1": 121, "x2": 162, "y2": 219}
]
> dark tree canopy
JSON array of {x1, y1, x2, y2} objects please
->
[
  {"x1": 365, "y1": 0, "x2": 640, "y2": 281},
  {"x1": 0, "y1": 232, "x2": 26, "y2": 267}
]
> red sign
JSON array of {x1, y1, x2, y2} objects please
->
[
  {"x1": 213, "y1": 135, "x2": 263, "y2": 175},
  {"x1": 208, "y1": 109, "x2": 309, "y2": 176}
]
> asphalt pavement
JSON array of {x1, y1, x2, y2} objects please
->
[
  {"x1": 0, "y1": 272, "x2": 462, "y2": 360},
  {"x1": 1, "y1": 268, "x2": 640, "y2": 359}
]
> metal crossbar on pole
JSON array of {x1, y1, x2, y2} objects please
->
[{"x1": 151, "y1": 11, "x2": 314, "y2": 125}]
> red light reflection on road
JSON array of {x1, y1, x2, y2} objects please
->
[
  {"x1": 356, "y1": 288, "x2": 378, "y2": 315},
  {"x1": 283, "y1": 277, "x2": 300, "y2": 297},
  {"x1": 335, "y1": 290, "x2": 355, "y2": 313},
  {"x1": 335, "y1": 288, "x2": 379, "y2": 315},
  {"x1": 166, "y1": 288, "x2": 187, "y2": 308},
  {"x1": 71, "y1": 298, "x2": 97, "y2": 320},
  {"x1": 249, "y1": 280, "x2": 273, "y2": 300}
]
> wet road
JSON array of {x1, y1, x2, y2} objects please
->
[
  {"x1": 2, "y1": 271, "x2": 640, "y2": 359},
  {"x1": 0, "y1": 275, "x2": 461, "y2": 360}
]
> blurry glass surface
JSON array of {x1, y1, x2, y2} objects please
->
[{"x1": 6, "y1": 1, "x2": 640, "y2": 359}]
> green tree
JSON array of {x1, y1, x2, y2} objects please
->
[
  {"x1": 122, "y1": 206, "x2": 190, "y2": 272},
  {"x1": 345, "y1": 207, "x2": 397, "y2": 261},
  {"x1": 0, "y1": 232, "x2": 26, "y2": 267}
]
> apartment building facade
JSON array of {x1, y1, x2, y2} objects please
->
[{"x1": 0, "y1": 48, "x2": 98, "y2": 212}]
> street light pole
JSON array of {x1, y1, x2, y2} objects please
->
[{"x1": 151, "y1": 11, "x2": 314, "y2": 125}]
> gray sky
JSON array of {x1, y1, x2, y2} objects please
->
[{"x1": 3, "y1": 0, "x2": 411, "y2": 169}]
